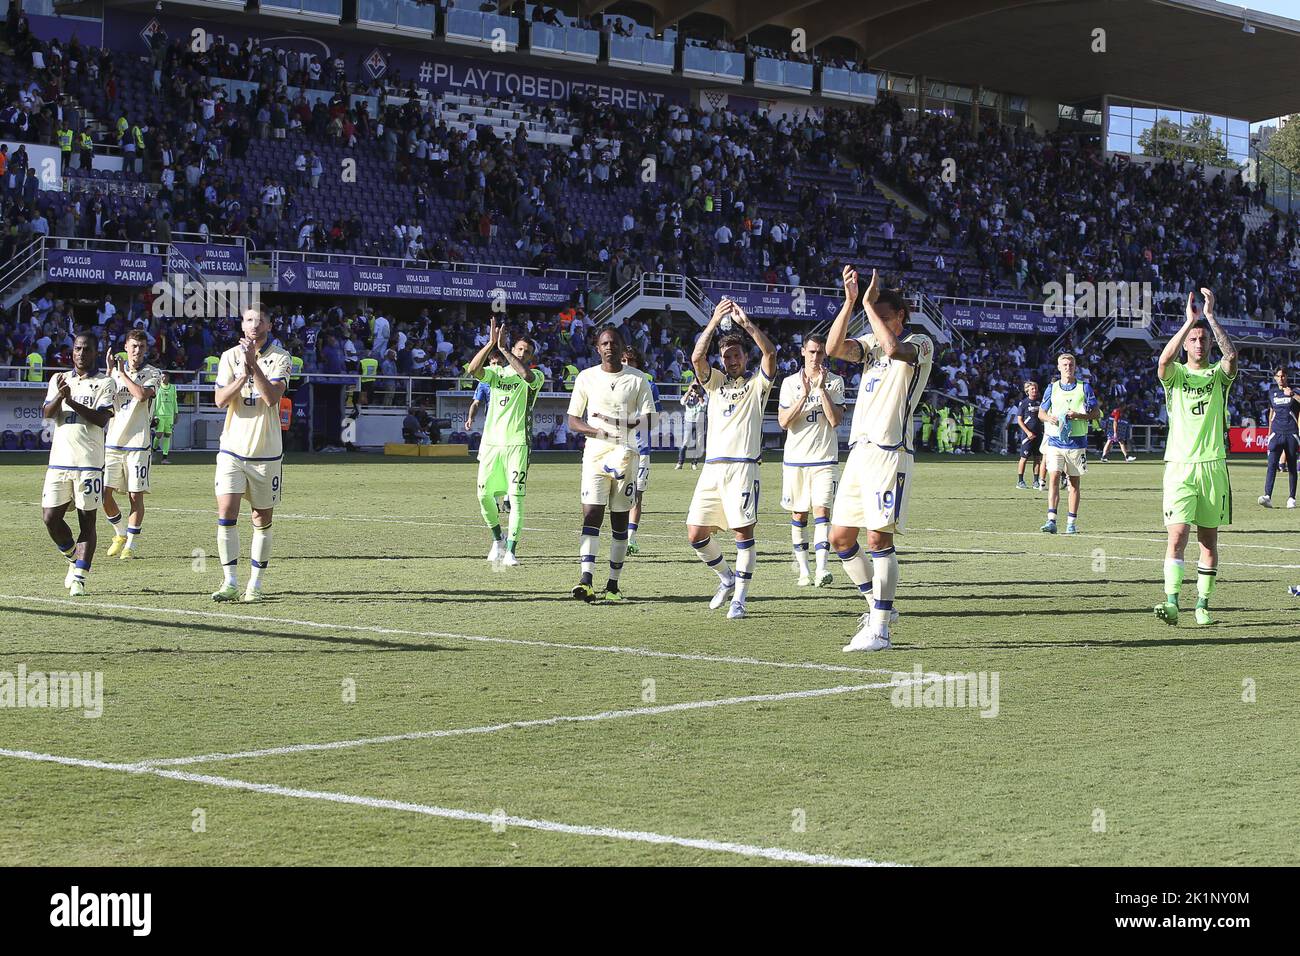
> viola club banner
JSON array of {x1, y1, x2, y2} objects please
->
[
  {"x1": 46, "y1": 250, "x2": 165, "y2": 286},
  {"x1": 706, "y1": 288, "x2": 843, "y2": 321},
  {"x1": 277, "y1": 262, "x2": 581, "y2": 304},
  {"x1": 96, "y1": 10, "x2": 683, "y2": 110},
  {"x1": 170, "y1": 242, "x2": 248, "y2": 277},
  {"x1": 943, "y1": 304, "x2": 1064, "y2": 334}
]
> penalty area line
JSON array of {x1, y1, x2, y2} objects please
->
[
  {"x1": 0, "y1": 593, "x2": 905, "y2": 678},
  {"x1": 137, "y1": 676, "x2": 945, "y2": 768},
  {"x1": 0, "y1": 746, "x2": 903, "y2": 867}
]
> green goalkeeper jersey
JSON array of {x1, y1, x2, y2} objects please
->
[
  {"x1": 1160, "y1": 361, "x2": 1235, "y2": 463},
  {"x1": 479, "y1": 365, "x2": 543, "y2": 448},
  {"x1": 154, "y1": 382, "x2": 178, "y2": 419}
]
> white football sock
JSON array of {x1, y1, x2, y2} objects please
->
[
  {"x1": 691, "y1": 535, "x2": 731, "y2": 582},
  {"x1": 125, "y1": 522, "x2": 141, "y2": 550},
  {"x1": 249, "y1": 523, "x2": 272, "y2": 590},
  {"x1": 870, "y1": 546, "x2": 899, "y2": 631},
  {"x1": 837, "y1": 542, "x2": 872, "y2": 600},
  {"x1": 733, "y1": 538, "x2": 756, "y2": 602},
  {"x1": 105, "y1": 509, "x2": 125, "y2": 538},
  {"x1": 580, "y1": 524, "x2": 600, "y2": 583},
  {"x1": 608, "y1": 528, "x2": 628, "y2": 584},
  {"x1": 813, "y1": 517, "x2": 830, "y2": 573},
  {"x1": 791, "y1": 519, "x2": 809, "y2": 574},
  {"x1": 217, "y1": 519, "x2": 239, "y2": 587}
]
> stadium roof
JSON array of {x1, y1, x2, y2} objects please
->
[{"x1": 601, "y1": 0, "x2": 1300, "y2": 121}]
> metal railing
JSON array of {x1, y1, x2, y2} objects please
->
[{"x1": 0, "y1": 237, "x2": 45, "y2": 303}]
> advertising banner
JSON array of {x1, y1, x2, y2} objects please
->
[
  {"x1": 46, "y1": 250, "x2": 165, "y2": 286},
  {"x1": 275, "y1": 261, "x2": 581, "y2": 304}
]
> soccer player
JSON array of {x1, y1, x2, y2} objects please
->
[
  {"x1": 467, "y1": 316, "x2": 542, "y2": 566},
  {"x1": 102, "y1": 330, "x2": 162, "y2": 560},
  {"x1": 826, "y1": 267, "x2": 932, "y2": 652},
  {"x1": 465, "y1": 352, "x2": 510, "y2": 519},
  {"x1": 778, "y1": 334, "x2": 845, "y2": 587},
  {"x1": 566, "y1": 326, "x2": 655, "y2": 601},
  {"x1": 1099, "y1": 406, "x2": 1137, "y2": 463},
  {"x1": 621, "y1": 345, "x2": 661, "y2": 555},
  {"x1": 42, "y1": 333, "x2": 115, "y2": 596},
  {"x1": 1037, "y1": 353, "x2": 1099, "y2": 534},
  {"x1": 1155, "y1": 289, "x2": 1237, "y2": 626},
  {"x1": 212, "y1": 309, "x2": 292, "y2": 602},
  {"x1": 1258, "y1": 367, "x2": 1297, "y2": 509},
  {"x1": 686, "y1": 299, "x2": 777, "y2": 620},
  {"x1": 1015, "y1": 381, "x2": 1044, "y2": 489},
  {"x1": 153, "y1": 371, "x2": 177, "y2": 463},
  {"x1": 675, "y1": 381, "x2": 706, "y2": 470}
]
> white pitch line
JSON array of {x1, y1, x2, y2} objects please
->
[
  {"x1": 138, "y1": 677, "x2": 942, "y2": 768},
  {"x1": 0, "y1": 594, "x2": 903, "y2": 678},
  {"x1": 0, "y1": 747, "x2": 900, "y2": 867}
]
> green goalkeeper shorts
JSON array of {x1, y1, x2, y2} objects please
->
[
  {"x1": 477, "y1": 443, "x2": 529, "y2": 500},
  {"x1": 1162, "y1": 459, "x2": 1231, "y2": 528}
]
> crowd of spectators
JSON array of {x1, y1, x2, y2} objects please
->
[{"x1": 829, "y1": 99, "x2": 1300, "y2": 318}]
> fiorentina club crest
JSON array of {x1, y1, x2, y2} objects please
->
[
  {"x1": 139, "y1": 18, "x2": 165, "y2": 49},
  {"x1": 364, "y1": 49, "x2": 388, "y2": 80}
]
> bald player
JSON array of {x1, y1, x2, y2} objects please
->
[
  {"x1": 212, "y1": 309, "x2": 292, "y2": 602},
  {"x1": 567, "y1": 325, "x2": 656, "y2": 601}
]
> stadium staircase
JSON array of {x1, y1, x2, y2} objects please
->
[
  {"x1": 0, "y1": 238, "x2": 48, "y2": 311},
  {"x1": 588, "y1": 272, "x2": 713, "y2": 326}
]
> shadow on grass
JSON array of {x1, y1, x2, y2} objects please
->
[{"x1": 2, "y1": 606, "x2": 463, "y2": 652}]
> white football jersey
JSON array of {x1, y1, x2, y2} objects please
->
[
  {"x1": 847, "y1": 332, "x2": 934, "y2": 452},
  {"x1": 215, "y1": 342, "x2": 293, "y2": 460},
  {"x1": 780, "y1": 371, "x2": 845, "y2": 466},
  {"x1": 107, "y1": 363, "x2": 163, "y2": 450},
  {"x1": 45, "y1": 372, "x2": 116, "y2": 470},
  {"x1": 700, "y1": 365, "x2": 774, "y2": 463},
  {"x1": 567, "y1": 364, "x2": 656, "y2": 460}
]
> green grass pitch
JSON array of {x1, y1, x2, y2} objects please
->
[{"x1": 0, "y1": 451, "x2": 1297, "y2": 866}]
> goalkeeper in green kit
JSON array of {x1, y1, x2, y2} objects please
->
[
  {"x1": 153, "y1": 371, "x2": 178, "y2": 463},
  {"x1": 1154, "y1": 288, "x2": 1236, "y2": 626},
  {"x1": 467, "y1": 315, "x2": 543, "y2": 567}
]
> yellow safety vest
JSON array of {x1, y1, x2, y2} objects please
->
[
  {"x1": 57, "y1": 129, "x2": 73, "y2": 151},
  {"x1": 132, "y1": 126, "x2": 145, "y2": 150},
  {"x1": 79, "y1": 132, "x2": 93, "y2": 152},
  {"x1": 359, "y1": 357, "x2": 378, "y2": 384},
  {"x1": 563, "y1": 365, "x2": 578, "y2": 391},
  {"x1": 26, "y1": 352, "x2": 43, "y2": 382},
  {"x1": 290, "y1": 355, "x2": 304, "y2": 382},
  {"x1": 202, "y1": 355, "x2": 220, "y2": 384},
  {"x1": 116, "y1": 117, "x2": 128, "y2": 136}
]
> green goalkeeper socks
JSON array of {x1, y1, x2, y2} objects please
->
[
  {"x1": 1197, "y1": 566, "x2": 1217, "y2": 608},
  {"x1": 1163, "y1": 558, "x2": 1184, "y2": 606}
]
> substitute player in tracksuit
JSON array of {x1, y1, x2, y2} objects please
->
[{"x1": 1259, "y1": 367, "x2": 1299, "y2": 509}]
